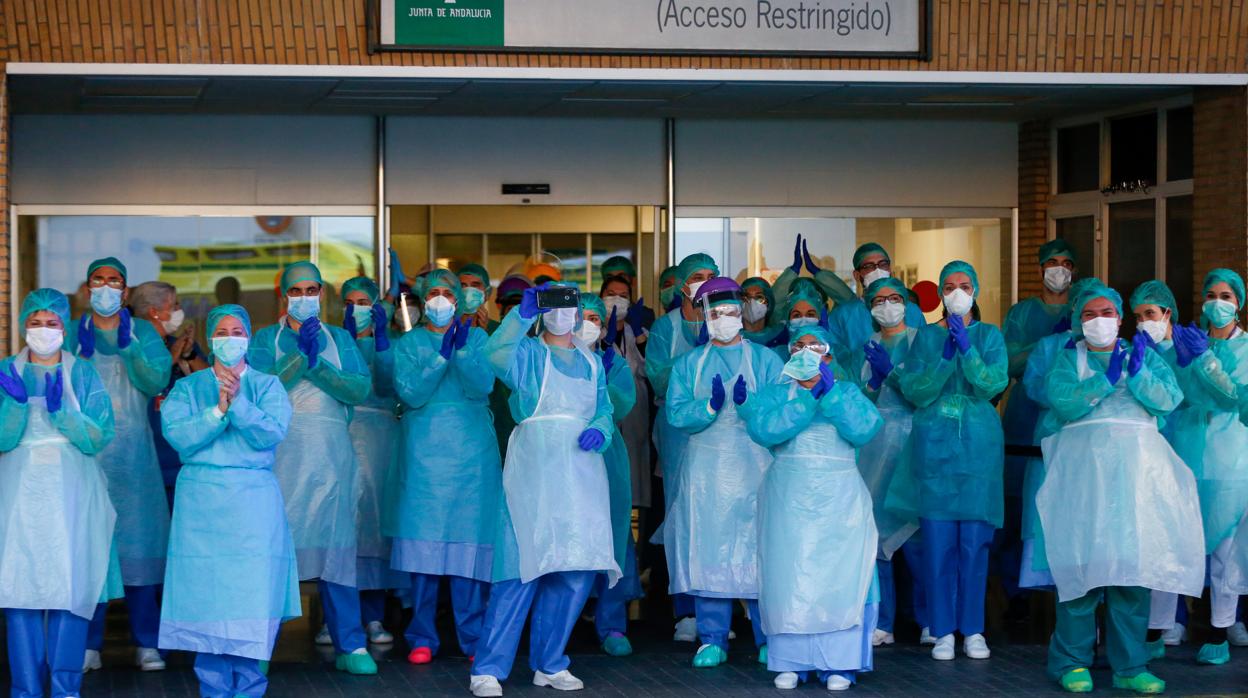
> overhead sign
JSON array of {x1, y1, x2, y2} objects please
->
[{"x1": 373, "y1": 0, "x2": 929, "y2": 57}]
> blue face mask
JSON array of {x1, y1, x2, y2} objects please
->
[
  {"x1": 350, "y1": 304, "x2": 373, "y2": 331},
  {"x1": 288, "y1": 296, "x2": 320, "y2": 322},
  {"x1": 1203, "y1": 299, "x2": 1238, "y2": 329},
  {"x1": 211, "y1": 336, "x2": 249, "y2": 367},
  {"x1": 783, "y1": 347, "x2": 824, "y2": 382},
  {"x1": 462, "y1": 287, "x2": 486, "y2": 314},
  {"x1": 789, "y1": 316, "x2": 819, "y2": 332},
  {"x1": 90, "y1": 286, "x2": 123, "y2": 317}
]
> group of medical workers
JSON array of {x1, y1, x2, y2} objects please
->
[{"x1": 2, "y1": 236, "x2": 1247, "y2": 697}]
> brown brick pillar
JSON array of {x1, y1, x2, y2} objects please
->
[
  {"x1": 1193, "y1": 86, "x2": 1248, "y2": 311},
  {"x1": 1016, "y1": 119, "x2": 1051, "y2": 302}
]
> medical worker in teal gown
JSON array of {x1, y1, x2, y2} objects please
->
[
  {"x1": 68, "y1": 257, "x2": 172, "y2": 672},
  {"x1": 1038, "y1": 285, "x2": 1202, "y2": 694},
  {"x1": 895, "y1": 260, "x2": 1007, "y2": 662},
  {"x1": 664, "y1": 277, "x2": 784, "y2": 668},
  {"x1": 827, "y1": 242, "x2": 927, "y2": 370},
  {"x1": 741, "y1": 277, "x2": 784, "y2": 347},
  {"x1": 0, "y1": 288, "x2": 117, "y2": 698},
  {"x1": 469, "y1": 282, "x2": 618, "y2": 697},
  {"x1": 158, "y1": 304, "x2": 300, "y2": 698},
  {"x1": 745, "y1": 324, "x2": 882, "y2": 691},
  {"x1": 248, "y1": 261, "x2": 376, "y2": 675},
  {"x1": 386, "y1": 269, "x2": 499, "y2": 665}
]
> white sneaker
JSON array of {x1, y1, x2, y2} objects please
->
[
  {"x1": 919, "y1": 627, "x2": 937, "y2": 646},
  {"x1": 931, "y1": 634, "x2": 955, "y2": 661},
  {"x1": 1162, "y1": 622, "x2": 1186, "y2": 646},
  {"x1": 470, "y1": 675, "x2": 504, "y2": 697},
  {"x1": 826, "y1": 674, "x2": 852, "y2": 691},
  {"x1": 533, "y1": 669, "x2": 584, "y2": 691},
  {"x1": 673, "y1": 617, "x2": 698, "y2": 642},
  {"x1": 82, "y1": 649, "x2": 102, "y2": 673},
  {"x1": 963, "y1": 633, "x2": 991, "y2": 659},
  {"x1": 774, "y1": 672, "x2": 799, "y2": 690},
  {"x1": 366, "y1": 621, "x2": 394, "y2": 644},
  {"x1": 1228, "y1": 621, "x2": 1248, "y2": 647},
  {"x1": 315, "y1": 623, "x2": 333, "y2": 646},
  {"x1": 136, "y1": 647, "x2": 166, "y2": 671},
  {"x1": 871, "y1": 629, "x2": 895, "y2": 647}
]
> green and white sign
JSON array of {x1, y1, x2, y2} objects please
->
[{"x1": 377, "y1": 0, "x2": 927, "y2": 57}]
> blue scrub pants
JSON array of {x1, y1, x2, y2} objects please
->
[
  {"x1": 360, "y1": 589, "x2": 387, "y2": 626},
  {"x1": 878, "y1": 541, "x2": 928, "y2": 633},
  {"x1": 592, "y1": 578, "x2": 629, "y2": 642},
  {"x1": 694, "y1": 597, "x2": 766, "y2": 651},
  {"x1": 673, "y1": 593, "x2": 695, "y2": 618},
  {"x1": 794, "y1": 670, "x2": 857, "y2": 685},
  {"x1": 317, "y1": 579, "x2": 366, "y2": 654},
  {"x1": 87, "y1": 583, "x2": 161, "y2": 651},
  {"x1": 920, "y1": 518, "x2": 994, "y2": 638},
  {"x1": 5, "y1": 609, "x2": 87, "y2": 698},
  {"x1": 193, "y1": 652, "x2": 266, "y2": 698},
  {"x1": 406, "y1": 573, "x2": 488, "y2": 656},
  {"x1": 472, "y1": 571, "x2": 595, "y2": 681}
]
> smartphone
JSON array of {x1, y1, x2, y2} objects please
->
[{"x1": 537, "y1": 287, "x2": 579, "y2": 309}]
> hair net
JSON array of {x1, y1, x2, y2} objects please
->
[
  {"x1": 207, "y1": 304, "x2": 252, "y2": 337},
  {"x1": 1129, "y1": 280, "x2": 1178, "y2": 320},
  {"x1": 580, "y1": 292, "x2": 607, "y2": 320},
  {"x1": 496, "y1": 273, "x2": 532, "y2": 302},
  {"x1": 852, "y1": 243, "x2": 890, "y2": 270},
  {"x1": 939, "y1": 260, "x2": 980, "y2": 297},
  {"x1": 1070, "y1": 276, "x2": 1105, "y2": 300},
  {"x1": 789, "y1": 324, "x2": 834, "y2": 349},
  {"x1": 87, "y1": 256, "x2": 128, "y2": 282},
  {"x1": 677, "y1": 253, "x2": 720, "y2": 285},
  {"x1": 659, "y1": 265, "x2": 680, "y2": 288},
  {"x1": 1039, "y1": 238, "x2": 1077, "y2": 265},
  {"x1": 601, "y1": 256, "x2": 636, "y2": 277},
  {"x1": 457, "y1": 263, "x2": 492, "y2": 290},
  {"x1": 864, "y1": 276, "x2": 909, "y2": 302},
  {"x1": 417, "y1": 268, "x2": 463, "y2": 306},
  {"x1": 1204, "y1": 268, "x2": 1246, "y2": 310},
  {"x1": 341, "y1": 276, "x2": 380, "y2": 304},
  {"x1": 783, "y1": 282, "x2": 827, "y2": 318},
  {"x1": 280, "y1": 261, "x2": 323, "y2": 294},
  {"x1": 741, "y1": 277, "x2": 775, "y2": 308},
  {"x1": 1071, "y1": 285, "x2": 1124, "y2": 336},
  {"x1": 19, "y1": 288, "x2": 71, "y2": 328}
]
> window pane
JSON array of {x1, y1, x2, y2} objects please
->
[
  {"x1": 541, "y1": 234, "x2": 588, "y2": 290},
  {"x1": 1110, "y1": 113, "x2": 1158, "y2": 187},
  {"x1": 1165, "y1": 195, "x2": 1195, "y2": 322},
  {"x1": 1167, "y1": 106, "x2": 1194, "y2": 182},
  {"x1": 1057, "y1": 123, "x2": 1100, "y2": 193},
  {"x1": 484, "y1": 234, "x2": 531, "y2": 320},
  {"x1": 590, "y1": 233, "x2": 635, "y2": 294},
  {"x1": 433, "y1": 234, "x2": 483, "y2": 273},
  {"x1": 1108, "y1": 200, "x2": 1157, "y2": 334},
  {"x1": 1055, "y1": 216, "x2": 1096, "y2": 279}
]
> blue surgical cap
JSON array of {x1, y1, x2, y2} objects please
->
[
  {"x1": 341, "y1": 276, "x2": 380, "y2": 304},
  {"x1": 676, "y1": 253, "x2": 719, "y2": 284},
  {"x1": 1071, "y1": 285, "x2": 1124, "y2": 336},
  {"x1": 865, "y1": 277, "x2": 908, "y2": 302},
  {"x1": 1204, "y1": 268, "x2": 1246, "y2": 310},
  {"x1": 1039, "y1": 239, "x2": 1077, "y2": 265},
  {"x1": 19, "y1": 288, "x2": 71, "y2": 328},
  {"x1": 417, "y1": 268, "x2": 463, "y2": 306},
  {"x1": 1129, "y1": 280, "x2": 1177, "y2": 320},
  {"x1": 87, "y1": 257, "x2": 127, "y2": 282},
  {"x1": 280, "y1": 261, "x2": 323, "y2": 294},
  {"x1": 852, "y1": 243, "x2": 890, "y2": 270},
  {"x1": 207, "y1": 304, "x2": 252, "y2": 337},
  {"x1": 457, "y1": 263, "x2": 492, "y2": 290},
  {"x1": 939, "y1": 260, "x2": 980, "y2": 297}
]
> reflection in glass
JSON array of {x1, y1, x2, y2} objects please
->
[
  {"x1": 1165, "y1": 195, "x2": 1194, "y2": 321},
  {"x1": 1108, "y1": 200, "x2": 1157, "y2": 334},
  {"x1": 1055, "y1": 216, "x2": 1096, "y2": 279}
]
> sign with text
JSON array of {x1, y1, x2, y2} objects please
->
[{"x1": 375, "y1": 0, "x2": 928, "y2": 57}]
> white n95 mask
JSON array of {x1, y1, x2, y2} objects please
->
[
  {"x1": 1139, "y1": 319, "x2": 1168, "y2": 344},
  {"x1": 943, "y1": 289, "x2": 974, "y2": 317}
]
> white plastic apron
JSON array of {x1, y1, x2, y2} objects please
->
[
  {"x1": 502, "y1": 340, "x2": 620, "y2": 586},
  {"x1": 0, "y1": 352, "x2": 117, "y2": 619},
  {"x1": 349, "y1": 403, "x2": 399, "y2": 589}
]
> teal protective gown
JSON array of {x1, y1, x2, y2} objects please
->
[
  {"x1": 1001, "y1": 298, "x2": 1068, "y2": 493},
  {"x1": 0, "y1": 351, "x2": 117, "y2": 619},
  {"x1": 1019, "y1": 331, "x2": 1071, "y2": 541},
  {"x1": 602, "y1": 347, "x2": 637, "y2": 570},
  {"x1": 158, "y1": 367, "x2": 301, "y2": 660},
  {"x1": 350, "y1": 333, "x2": 402, "y2": 589},
  {"x1": 385, "y1": 325, "x2": 501, "y2": 582},
  {"x1": 248, "y1": 319, "x2": 370, "y2": 585},
  {"x1": 644, "y1": 307, "x2": 701, "y2": 531},
  {"x1": 68, "y1": 317, "x2": 172, "y2": 586},
  {"x1": 829, "y1": 297, "x2": 927, "y2": 370}
]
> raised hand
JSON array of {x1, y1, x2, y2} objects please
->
[
  {"x1": 45, "y1": 369, "x2": 63, "y2": 414},
  {"x1": 299, "y1": 317, "x2": 321, "y2": 369},
  {"x1": 344, "y1": 305, "x2": 358, "y2": 337},
  {"x1": 77, "y1": 315, "x2": 96, "y2": 359},
  {"x1": 802, "y1": 239, "x2": 820, "y2": 275},
  {"x1": 709, "y1": 374, "x2": 726, "y2": 412},
  {"x1": 0, "y1": 364, "x2": 27, "y2": 404},
  {"x1": 520, "y1": 284, "x2": 551, "y2": 320},
  {"x1": 1128, "y1": 332, "x2": 1148, "y2": 377},
  {"x1": 790, "y1": 235, "x2": 803, "y2": 274},
  {"x1": 116, "y1": 309, "x2": 133, "y2": 350},
  {"x1": 454, "y1": 317, "x2": 472, "y2": 351},
  {"x1": 371, "y1": 305, "x2": 391, "y2": 352},
  {"x1": 732, "y1": 375, "x2": 747, "y2": 406},
  {"x1": 604, "y1": 307, "x2": 620, "y2": 347},
  {"x1": 625, "y1": 299, "x2": 646, "y2": 338},
  {"x1": 1105, "y1": 342, "x2": 1125, "y2": 386},
  {"x1": 697, "y1": 321, "x2": 709, "y2": 347},
  {"x1": 811, "y1": 360, "x2": 836, "y2": 400},
  {"x1": 438, "y1": 321, "x2": 457, "y2": 360},
  {"x1": 602, "y1": 346, "x2": 616, "y2": 373}
]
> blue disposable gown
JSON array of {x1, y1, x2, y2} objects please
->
[
  {"x1": 385, "y1": 325, "x2": 501, "y2": 582},
  {"x1": 350, "y1": 334, "x2": 403, "y2": 590},
  {"x1": 663, "y1": 339, "x2": 783, "y2": 597},
  {"x1": 644, "y1": 307, "x2": 701, "y2": 524},
  {"x1": 896, "y1": 320, "x2": 1009, "y2": 527},
  {"x1": 1019, "y1": 331, "x2": 1071, "y2": 541},
  {"x1": 1001, "y1": 298, "x2": 1067, "y2": 494},
  {"x1": 248, "y1": 319, "x2": 370, "y2": 585},
  {"x1": 1037, "y1": 341, "x2": 1203, "y2": 602},
  {"x1": 158, "y1": 367, "x2": 301, "y2": 660},
  {"x1": 602, "y1": 348, "x2": 637, "y2": 570},
  {"x1": 829, "y1": 297, "x2": 928, "y2": 371},
  {"x1": 68, "y1": 317, "x2": 172, "y2": 586},
  {"x1": 0, "y1": 351, "x2": 117, "y2": 619}
]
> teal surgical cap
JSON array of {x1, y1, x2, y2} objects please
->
[
  {"x1": 207, "y1": 304, "x2": 252, "y2": 337},
  {"x1": 457, "y1": 263, "x2": 492, "y2": 290},
  {"x1": 789, "y1": 324, "x2": 834, "y2": 348},
  {"x1": 940, "y1": 260, "x2": 980, "y2": 297},
  {"x1": 742, "y1": 277, "x2": 775, "y2": 308},
  {"x1": 341, "y1": 276, "x2": 380, "y2": 304},
  {"x1": 1129, "y1": 280, "x2": 1177, "y2": 319},
  {"x1": 280, "y1": 261, "x2": 323, "y2": 294},
  {"x1": 677, "y1": 253, "x2": 719, "y2": 284},
  {"x1": 601, "y1": 256, "x2": 636, "y2": 277},
  {"x1": 417, "y1": 268, "x2": 463, "y2": 305},
  {"x1": 784, "y1": 282, "x2": 826, "y2": 318},
  {"x1": 1070, "y1": 276, "x2": 1105, "y2": 300},
  {"x1": 1204, "y1": 268, "x2": 1246, "y2": 310},
  {"x1": 660, "y1": 265, "x2": 680, "y2": 287},
  {"x1": 580, "y1": 292, "x2": 607, "y2": 320},
  {"x1": 853, "y1": 243, "x2": 890, "y2": 270},
  {"x1": 1039, "y1": 238, "x2": 1077, "y2": 265},
  {"x1": 865, "y1": 276, "x2": 908, "y2": 302},
  {"x1": 1072, "y1": 285, "x2": 1124, "y2": 334},
  {"x1": 87, "y1": 257, "x2": 127, "y2": 282},
  {"x1": 19, "y1": 288, "x2": 70, "y2": 328}
]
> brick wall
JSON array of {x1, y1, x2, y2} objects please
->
[
  {"x1": 1193, "y1": 86, "x2": 1248, "y2": 311},
  {"x1": 1016, "y1": 120, "x2": 1051, "y2": 302}
]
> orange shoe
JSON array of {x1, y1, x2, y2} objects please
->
[{"x1": 407, "y1": 647, "x2": 433, "y2": 665}]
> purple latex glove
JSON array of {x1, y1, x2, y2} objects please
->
[
  {"x1": 577, "y1": 428, "x2": 605, "y2": 452},
  {"x1": 1052, "y1": 315, "x2": 1072, "y2": 335},
  {"x1": 865, "y1": 341, "x2": 893, "y2": 390},
  {"x1": 696, "y1": 321, "x2": 709, "y2": 347},
  {"x1": 602, "y1": 347, "x2": 616, "y2": 373},
  {"x1": 942, "y1": 332, "x2": 957, "y2": 361}
]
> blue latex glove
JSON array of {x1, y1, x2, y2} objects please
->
[
  {"x1": 696, "y1": 321, "x2": 709, "y2": 346},
  {"x1": 865, "y1": 341, "x2": 893, "y2": 390},
  {"x1": 116, "y1": 309, "x2": 132, "y2": 350},
  {"x1": 0, "y1": 364, "x2": 27, "y2": 404},
  {"x1": 519, "y1": 284, "x2": 551, "y2": 320},
  {"x1": 947, "y1": 312, "x2": 971, "y2": 354},
  {"x1": 299, "y1": 317, "x2": 321, "y2": 369},
  {"x1": 1184, "y1": 322, "x2": 1209, "y2": 359},
  {"x1": 45, "y1": 369, "x2": 63, "y2": 414},
  {"x1": 438, "y1": 322, "x2": 456, "y2": 360},
  {"x1": 577, "y1": 428, "x2": 606, "y2": 452},
  {"x1": 1128, "y1": 331, "x2": 1148, "y2": 377},
  {"x1": 344, "y1": 305, "x2": 358, "y2": 337},
  {"x1": 941, "y1": 332, "x2": 957, "y2": 361},
  {"x1": 1104, "y1": 342, "x2": 1125, "y2": 386},
  {"x1": 1172, "y1": 325, "x2": 1195, "y2": 368},
  {"x1": 811, "y1": 360, "x2": 836, "y2": 400},
  {"x1": 602, "y1": 347, "x2": 616, "y2": 373},
  {"x1": 1052, "y1": 315, "x2": 1072, "y2": 334},
  {"x1": 371, "y1": 305, "x2": 391, "y2": 352},
  {"x1": 790, "y1": 235, "x2": 803, "y2": 274},
  {"x1": 604, "y1": 307, "x2": 620, "y2": 347},
  {"x1": 802, "y1": 239, "x2": 820, "y2": 275},
  {"x1": 709, "y1": 374, "x2": 726, "y2": 412},
  {"x1": 388, "y1": 247, "x2": 405, "y2": 298},
  {"x1": 625, "y1": 299, "x2": 646, "y2": 338},
  {"x1": 77, "y1": 315, "x2": 95, "y2": 359},
  {"x1": 732, "y1": 375, "x2": 747, "y2": 406},
  {"x1": 819, "y1": 306, "x2": 830, "y2": 331},
  {"x1": 454, "y1": 317, "x2": 472, "y2": 351}
]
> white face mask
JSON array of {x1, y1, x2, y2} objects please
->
[
  {"x1": 1043, "y1": 266, "x2": 1073, "y2": 293},
  {"x1": 26, "y1": 327, "x2": 64, "y2": 357},
  {"x1": 685, "y1": 279, "x2": 706, "y2": 300},
  {"x1": 707, "y1": 314, "x2": 743, "y2": 342},
  {"x1": 1139, "y1": 319, "x2": 1169, "y2": 344},
  {"x1": 943, "y1": 288, "x2": 974, "y2": 317},
  {"x1": 1081, "y1": 316, "x2": 1119, "y2": 347},
  {"x1": 871, "y1": 301, "x2": 906, "y2": 328},
  {"x1": 575, "y1": 321, "x2": 602, "y2": 345},
  {"x1": 544, "y1": 307, "x2": 578, "y2": 336},
  {"x1": 424, "y1": 295, "x2": 456, "y2": 327},
  {"x1": 602, "y1": 296, "x2": 629, "y2": 321},
  {"x1": 743, "y1": 299, "x2": 768, "y2": 323},
  {"x1": 861, "y1": 268, "x2": 890, "y2": 290},
  {"x1": 162, "y1": 308, "x2": 185, "y2": 334}
]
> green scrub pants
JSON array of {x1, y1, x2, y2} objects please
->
[{"x1": 1047, "y1": 586, "x2": 1150, "y2": 681}]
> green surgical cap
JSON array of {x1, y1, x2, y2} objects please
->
[
  {"x1": 601, "y1": 256, "x2": 636, "y2": 277},
  {"x1": 1039, "y1": 238, "x2": 1077, "y2": 265},
  {"x1": 852, "y1": 243, "x2": 890, "y2": 270},
  {"x1": 207, "y1": 304, "x2": 252, "y2": 337},
  {"x1": 1129, "y1": 280, "x2": 1177, "y2": 319},
  {"x1": 659, "y1": 265, "x2": 680, "y2": 287},
  {"x1": 280, "y1": 261, "x2": 323, "y2": 294},
  {"x1": 457, "y1": 263, "x2": 492, "y2": 290},
  {"x1": 939, "y1": 260, "x2": 980, "y2": 297},
  {"x1": 580, "y1": 292, "x2": 606, "y2": 320},
  {"x1": 417, "y1": 268, "x2": 463, "y2": 305},
  {"x1": 341, "y1": 276, "x2": 380, "y2": 304},
  {"x1": 19, "y1": 288, "x2": 70, "y2": 328},
  {"x1": 865, "y1": 277, "x2": 908, "y2": 302},
  {"x1": 677, "y1": 253, "x2": 719, "y2": 284},
  {"x1": 742, "y1": 277, "x2": 775, "y2": 308},
  {"x1": 1070, "y1": 276, "x2": 1105, "y2": 300},
  {"x1": 784, "y1": 282, "x2": 826, "y2": 318},
  {"x1": 790, "y1": 325, "x2": 834, "y2": 348},
  {"x1": 1204, "y1": 268, "x2": 1246, "y2": 310},
  {"x1": 87, "y1": 257, "x2": 127, "y2": 282},
  {"x1": 1071, "y1": 285, "x2": 1124, "y2": 335}
]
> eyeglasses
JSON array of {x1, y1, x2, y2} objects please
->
[
  {"x1": 87, "y1": 278, "x2": 125, "y2": 289},
  {"x1": 857, "y1": 260, "x2": 891, "y2": 273},
  {"x1": 870, "y1": 294, "x2": 904, "y2": 308},
  {"x1": 790, "y1": 341, "x2": 829, "y2": 355}
]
